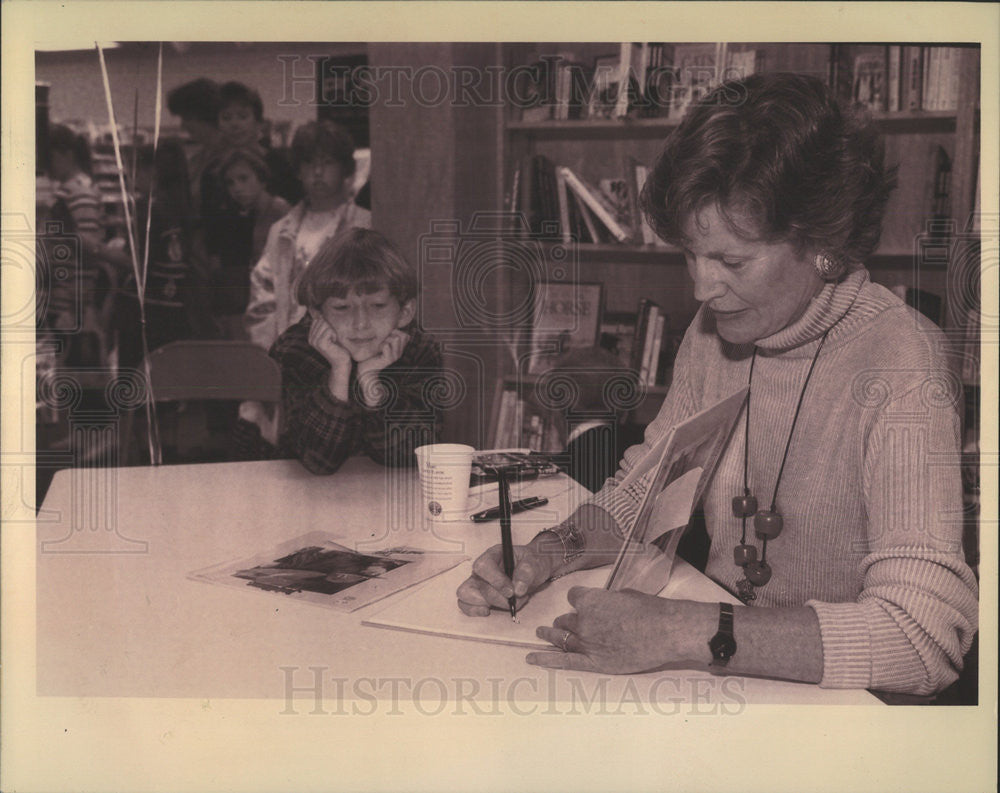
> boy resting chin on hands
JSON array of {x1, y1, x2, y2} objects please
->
[{"x1": 240, "y1": 228, "x2": 442, "y2": 474}]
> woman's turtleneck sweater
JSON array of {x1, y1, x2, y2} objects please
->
[{"x1": 590, "y1": 270, "x2": 978, "y2": 695}]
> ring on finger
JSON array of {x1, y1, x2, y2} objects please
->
[{"x1": 558, "y1": 629, "x2": 572, "y2": 652}]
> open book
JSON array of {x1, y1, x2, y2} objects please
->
[
  {"x1": 363, "y1": 388, "x2": 748, "y2": 650},
  {"x1": 604, "y1": 387, "x2": 748, "y2": 594}
]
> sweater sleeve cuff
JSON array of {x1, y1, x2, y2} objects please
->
[
  {"x1": 588, "y1": 484, "x2": 638, "y2": 534},
  {"x1": 311, "y1": 381, "x2": 356, "y2": 415},
  {"x1": 806, "y1": 600, "x2": 873, "y2": 689}
]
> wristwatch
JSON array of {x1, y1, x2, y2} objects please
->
[{"x1": 708, "y1": 602, "x2": 737, "y2": 667}]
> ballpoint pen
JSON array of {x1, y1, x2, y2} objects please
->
[
  {"x1": 470, "y1": 496, "x2": 548, "y2": 523},
  {"x1": 493, "y1": 465, "x2": 518, "y2": 622}
]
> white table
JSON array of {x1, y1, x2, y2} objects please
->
[{"x1": 36, "y1": 458, "x2": 879, "y2": 705}]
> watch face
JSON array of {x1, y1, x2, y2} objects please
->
[{"x1": 709, "y1": 633, "x2": 737, "y2": 661}]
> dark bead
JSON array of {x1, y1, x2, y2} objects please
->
[
  {"x1": 745, "y1": 560, "x2": 772, "y2": 586},
  {"x1": 754, "y1": 510, "x2": 784, "y2": 539},
  {"x1": 732, "y1": 495, "x2": 758, "y2": 518},
  {"x1": 733, "y1": 544, "x2": 757, "y2": 566}
]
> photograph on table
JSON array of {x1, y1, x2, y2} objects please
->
[{"x1": 189, "y1": 531, "x2": 466, "y2": 611}]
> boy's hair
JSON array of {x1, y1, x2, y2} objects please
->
[
  {"x1": 290, "y1": 120, "x2": 356, "y2": 176},
  {"x1": 296, "y1": 228, "x2": 418, "y2": 310},
  {"x1": 219, "y1": 81, "x2": 264, "y2": 121},
  {"x1": 167, "y1": 78, "x2": 221, "y2": 124},
  {"x1": 217, "y1": 146, "x2": 271, "y2": 184}
]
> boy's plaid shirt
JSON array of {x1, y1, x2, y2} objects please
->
[{"x1": 272, "y1": 314, "x2": 443, "y2": 474}]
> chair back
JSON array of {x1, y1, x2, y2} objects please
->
[{"x1": 146, "y1": 340, "x2": 281, "y2": 403}]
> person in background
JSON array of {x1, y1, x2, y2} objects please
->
[
  {"x1": 236, "y1": 228, "x2": 442, "y2": 474},
  {"x1": 166, "y1": 78, "x2": 226, "y2": 215},
  {"x1": 529, "y1": 346, "x2": 644, "y2": 493},
  {"x1": 244, "y1": 120, "x2": 371, "y2": 351},
  {"x1": 40, "y1": 125, "x2": 115, "y2": 366},
  {"x1": 113, "y1": 141, "x2": 215, "y2": 369},
  {"x1": 216, "y1": 80, "x2": 303, "y2": 206},
  {"x1": 207, "y1": 147, "x2": 290, "y2": 338}
]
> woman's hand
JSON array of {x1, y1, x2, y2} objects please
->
[
  {"x1": 456, "y1": 542, "x2": 556, "y2": 617},
  {"x1": 528, "y1": 588, "x2": 713, "y2": 674}
]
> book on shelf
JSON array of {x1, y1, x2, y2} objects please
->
[
  {"x1": 600, "y1": 311, "x2": 638, "y2": 367},
  {"x1": 627, "y1": 156, "x2": 669, "y2": 247},
  {"x1": 491, "y1": 386, "x2": 561, "y2": 453},
  {"x1": 647, "y1": 312, "x2": 666, "y2": 387},
  {"x1": 851, "y1": 50, "x2": 888, "y2": 112},
  {"x1": 555, "y1": 166, "x2": 572, "y2": 243},
  {"x1": 669, "y1": 42, "x2": 726, "y2": 121},
  {"x1": 725, "y1": 48, "x2": 758, "y2": 81},
  {"x1": 887, "y1": 45, "x2": 902, "y2": 111},
  {"x1": 571, "y1": 188, "x2": 603, "y2": 244},
  {"x1": 559, "y1": 166, "x2": 631, "y2": 243},
  {"x1": 903, "y1": 45, "x2": 923, "y2": 111}
]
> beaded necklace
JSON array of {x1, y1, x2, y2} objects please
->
[{"x1": 732, "y1": 330, "x2": 830, "y2": 604}]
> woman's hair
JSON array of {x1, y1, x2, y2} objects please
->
[
  {"x1": 640, "y1": 72, "x2": 897, "y2": 268},
  {"x1": 47, "y1": 124, "x2": 92, "y2": 174},
  {"x1": 217, "y1": 146, "x2": 271, "y2": 184},
  {"x1": 290, "y1": 120, "x2": 356, "y2": 176},
  {"x1": 220, "y1": 81, "x2": 264, "y2": 121},
  {"x1": 167, "y1": 78, "x2": 221, "y2": 124},
  {"x1": 296, "y1": 228, "x2": 418, "y2": 309}
]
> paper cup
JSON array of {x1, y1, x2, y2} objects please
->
[{"x1": 414, "y1": 444, "x2": 475, "y2": 522}]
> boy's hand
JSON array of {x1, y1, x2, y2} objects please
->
[
  {"x1": 307, "y1": 312, "x2": 351, "y2": 372},
  {"x1": 356, "y1": 330, "x2": 409, "y2": 377}
]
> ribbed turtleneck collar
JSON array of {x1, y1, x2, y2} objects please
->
[{"x1": 755, "y1": 269, "x2": 870, "y2": 353}]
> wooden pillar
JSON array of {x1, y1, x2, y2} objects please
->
[{"x1": 369, "y1": 44, "x2": 503, "y2": 447}]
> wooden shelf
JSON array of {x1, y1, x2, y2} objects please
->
[
  {"x1": 507, "y1": 117, "x2": 680, "y2": 140},
  {"x1": 507, "y1": 110, "x2": 960, "y2": 139}
]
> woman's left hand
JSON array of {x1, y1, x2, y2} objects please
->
[{"x1": 527, "y1": 587, "x2": 712, "y2": 674}]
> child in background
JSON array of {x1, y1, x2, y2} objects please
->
[
  {"x1": 208, "y1": 147, "x2": 290, "y2": 338},
  {"x1": 530, "y1": 347, "x2": 643, "y2": 493},
  {"x1": 244, "y1": 120, "x2": 371, "y2": 351},
  {"x1": 216, "y1": 81, "x2": 303, "y2": 205},
  {"x1": 113, "y1": 141, "x2": 215, "y2": 368},
  {"x1": 166, "y1": 79, "x2": 226, "y2": 215},
  {"x1": 40, "y1": 125, "x2": 115, "y2": 366},
  {"x1": 237, "y1": 228, "x2": 442, "y2": 474}
]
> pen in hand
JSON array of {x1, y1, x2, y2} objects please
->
[{"x1": 494, "y1": 466, "x2": 518, "y2": 622}]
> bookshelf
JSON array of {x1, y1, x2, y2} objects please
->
[{"x1": 484, "y1": 42, "x2": 981, "y2": 450}]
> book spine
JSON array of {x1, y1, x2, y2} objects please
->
[
  {"x1": 647, "y1": 312, "x2": 666, "y2": 386},
  {"x1": 556, "y1": 167, "x2": 572, "y2": 244},
  {"x1": 614, "y1": 42, "x2": 632, "y2": 118},
  {"x1": 640, "y1": 304, "x2": 660, "y2": 385},
  {"x1": 887, "y1": 45, "x2": 901, "y2": 112},
  {"x1": 904, "y1": 46, "x2": 923, "y2": 111},
  {"x1": 942, "y1": 47, "x2": 959, "y2": 112},
  {"x1": 572, "y1": 189, "x2": 601, "y2": 244},
  {"x1": 559, "y1": 166, "x2": 630, "y2": 242},
  {"x1": 923, "y1": 47, "x2": 937, "y2": 111},
  {"x1": 629, "y1": 298, "x2": 651, "y2": 375}
]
